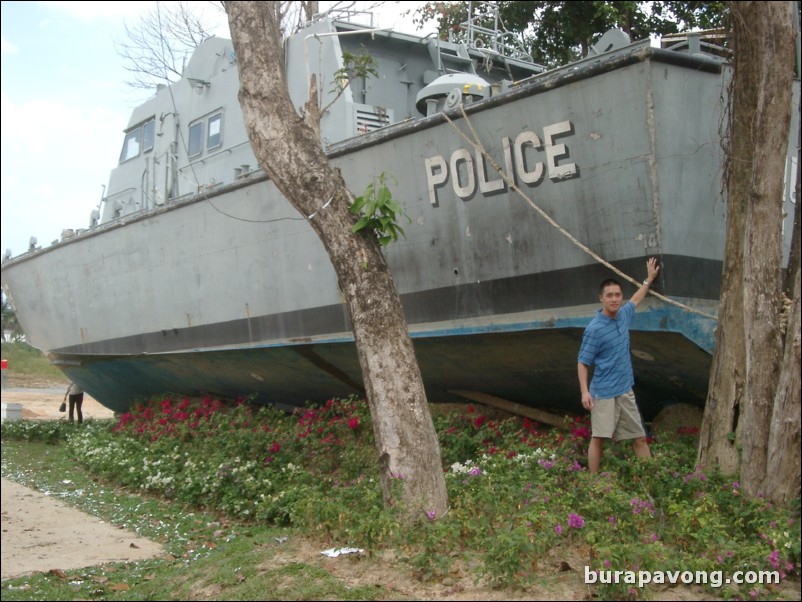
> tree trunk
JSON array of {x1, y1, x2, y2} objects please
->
[
  {"x1": 697, "y1": 20, "x2": 748, "y2": 475},
  {"x1": 732, "y1": 1, "x2": 794, "y2": 497},
  {"x1": 697, "y1": 1, "x2": 796, "y2": 499},
  {"x1": 225, "y1": 1, "x2": 448, "y2": 519}
]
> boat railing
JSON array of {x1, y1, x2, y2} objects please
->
[
  {"x1": 312, "y1": 8, "x2": 375, "y2": 28},
  {"x1": 660, "y1": 29, "x2": 731, "y2": 59},
  {"x1": 452, "y1": 1, "x2": 533, "y2": 63}
]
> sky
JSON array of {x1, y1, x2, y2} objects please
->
[{"x1": 0, "y1": 0, "x2": 432, "y2": 260}]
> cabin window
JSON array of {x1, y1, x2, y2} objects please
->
[
  {"x1": 119, "y1": 129, "x2": 141, "y2": 163},
  {"x1": 142, "y1": 119, "x2": 155, "y2": 153},
  {"x1": 119, "y1": 118, "x2": 156, "y2": 163},
  {"x1": 188, "y1": 121, "x2": 203, "y2": 158},
  {"x1": 207, "y1": 112, "x2": 223, "y2": 150}
]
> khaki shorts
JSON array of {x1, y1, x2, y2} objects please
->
[{"x1": 591, "y1": 390, "x2": 647, "y2": 440}]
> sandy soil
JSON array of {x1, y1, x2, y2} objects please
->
[
  {"x1": 0, "y1": 478, "x2": 166, "y2": 580},
  {"x1": 1, "y1": 377, "x2": 166, "y2": 580},
  {"x1": 0, "y1": 377, "x2": 119, "y2": 423}
]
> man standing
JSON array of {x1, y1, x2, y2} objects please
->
[
  {"x1": 63, "y1": 381, "x2": 85, "y2": 424},
  {"x1": 577, "y1": 257, "x2": 660, "y2": 473}
]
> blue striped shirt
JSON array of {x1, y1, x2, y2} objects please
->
[{"x1": 577, "y1": 301, "x2": 635, "y2": 398}]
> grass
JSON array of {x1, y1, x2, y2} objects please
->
[
  {"x1": 1, "y1": 341, "x2": 64, "y2": 380},
  {"x1": 1, "y1": 386, "x2": 800, "y2": 601},
  {"x1": 1, "y1": 436, "x2": 398, "y2": 601}
]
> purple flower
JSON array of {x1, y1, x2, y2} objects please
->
[
  {"x1": 426, "y1": 509, "x2": 436, "y2": 521},
  {"x1": 555, "y1": 524, "x2": 563, "y2": 535},
  {"x1": 768, "y1": 549, "x2": 781, "y2": 570},
  {"x1": 568, "y1": 513, "x2": 585, "y2": 529},
  {"x1": 468, "y1": 466, "x2": 482, "y2": 476}
]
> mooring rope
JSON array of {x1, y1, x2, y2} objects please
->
[{"x1": 441, "y1": 106, "x2": 718, "y2": 321}]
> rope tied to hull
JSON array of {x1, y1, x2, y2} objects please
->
[{"x1": 442, "y1": 105, "x2": 718, "y2": 321}]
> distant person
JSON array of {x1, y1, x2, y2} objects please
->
[
  {"x1": 577, "y1": 257, "x2": 660, "y2": 474},
  {"x1": 62, "y1": 381, "x2": 84, "y2": 424}
]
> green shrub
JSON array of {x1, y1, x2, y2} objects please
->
[{"x1": 3, "y1": 395, "x2": 799, "y2": 600}]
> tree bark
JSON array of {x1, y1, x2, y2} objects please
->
[
  {"x1": 697, "y1": 22, "x2": 747, "y2": 475},
  {"x1": 696, "y1": 161, "x2": 745, "y2": 475},
  {"x1": 732, "y1": 1, "x2": 794, "y2": 497},
  {"x1": 697, "y1": 1, "x2": 797, "y2": 499},
  {"x1": 765, "y1": 264, "x2": 801, "y2": 503},
  {"x1": 225, "y1": 1, "x2": 448, "y2": 519}
]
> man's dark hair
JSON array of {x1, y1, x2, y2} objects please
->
[{"x1": 599, "y1": 278, "x2": 622, "y2": 295}]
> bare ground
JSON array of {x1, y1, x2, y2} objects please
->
[{"x1": 1, "y1": 378, "x2": 797, "y2": 600}]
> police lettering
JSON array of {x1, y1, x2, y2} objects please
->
[{"x1": 425, "y1": 120, "x2": 577, "y2": 206}]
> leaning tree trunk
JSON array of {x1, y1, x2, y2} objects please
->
[
  {"x1": 697, "y1": 1, "x2": 796, "y2": 499},
  {"x1": 226, "y1": 1, "x2": 448, "y2": 519}
]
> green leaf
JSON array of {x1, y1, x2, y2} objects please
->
[
  {"x1": 384, "y1": 198, "x2": 402, "y2": 214},
  {"x1": 352, "y1": 216, "x2": 372, "y2": 233},
  {"x1": 349, "y1": 195, "x2": 366, "y2": 214},
  {"x1": 377, "y1": 185, "x2": 392, "y2": 207}
]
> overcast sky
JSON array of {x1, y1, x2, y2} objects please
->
[{"x1": 0, "y1": 0, "x2": 431, "y2": 259}]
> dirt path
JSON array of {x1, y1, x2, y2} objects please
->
[
  {"x1": 0, "y1": 478, "x2": 165, "y2": 580},
  {"x1": 1, "y1": 379, "x2": 165, "y2": 580}
]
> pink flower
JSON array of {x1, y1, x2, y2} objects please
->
[
  {"x1": 347, "y1": 416, "x2": 359, "y2": 430},
  {"x1": 568, "y1": 513, "x2": 585, "y2": 529},
  {"x1": 572, "y1": 426, "x2": 590, "y2": 440},
  {"x1": 768, "y1": 550, "x2": 780, "y2": 570},
  {"x1": 555, "y1": 524, "x2": 563, "y2": 535}
]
